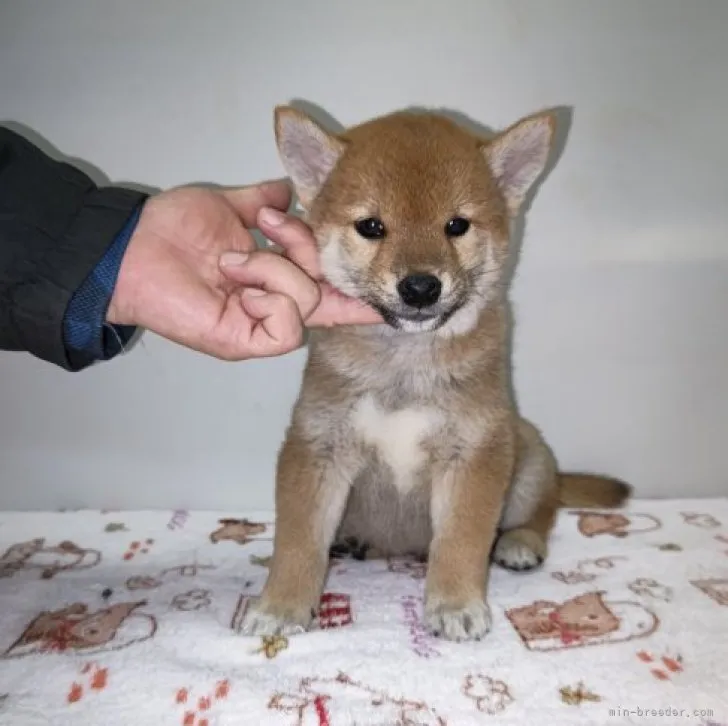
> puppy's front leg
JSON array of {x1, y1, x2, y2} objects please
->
[
  {"x1": 425, "y1": 427, "x2": 515, "y2": 642},
  {"x1": 243, "y1": 433, "x2": 356, "y2": 636}
]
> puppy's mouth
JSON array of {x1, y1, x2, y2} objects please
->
[
  {"x1": 369, "y1": 300, "x2": 463, "y2": 332},
  {"x1": 395, "y1": 309, "x2": 439, "y2": 323}
]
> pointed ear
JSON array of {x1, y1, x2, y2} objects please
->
[
  {"x1": 483, "y1": 112, "x2": 556, "y2": 216},
  {"x1": 274, "y1": 106, "x2": 347, "y2": 209}
]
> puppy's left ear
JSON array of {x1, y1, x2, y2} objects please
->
[{"x1": 482, "y1": 112, "x2": 556, "y2": 216}]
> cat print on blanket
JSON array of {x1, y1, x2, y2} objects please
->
[
  {"x1": 628, "y1": 578, "x2": 673, "y2": 602},
  {"x1": 126, "y1": 563, "x2": 217, "y2": 591},
  {"x1": 122, "y1": 539, "x2": 155, "y2": 561},
  {"x1": 656, "y1": 542, "x2": 683, "y2": 552},
  {"x1": 388, "y1": 556, "x2": 427, "y2": 580},
  {"x1": 716, "y1": 534, "x2": 728, "y2": 558},
  {"x1": 166, "y1": 509, "x2": 190, "y2": 531},
  {"x1": 3, "y1": 601, "x2": 157, "y2": 658},
  {"x1": 0, "y1": 500, "x2": 727, "y2": 722},
  {"x1": 636, "y1": 650, "x2": 684, "y2": 681},
  {"x1": 691, "y1": 578, "x2": 728, "y2": 606},
  {"x1": 67, "y1": 662, "x2": 109, "y2": 704},
  {"x1": 572, "y1": 512, "x2": 661, "y2": 538},
  {"x1": 559, "y1": 682, "x2": 602, "y2": 705},
  {"x1": 505, "y1": 591, "x2": 659, "y2": 651},
  {"x1": 268, "y1": 671, "x2": 447, "y2": 725},
  {"x1": 209, "y1": 519, "x2": 268, "y2": 545},
  {"x1": 680, "y1": 512, "x2": 721, "y2": 529},
  {"x1": 174, "y1": 680, "x2": 231, "y2": 725},
  {"x1": 462, "y1": 674, "x2": 514, "y2": 715},
  {"x1": 401, "y1": 595, "x2": 441, "y2": 658},
  {"x1": 551, "y1": 555, "x2": 628, "y2": 585},
  {"x1": 171, "y1": 589, "x2": 212, "y2": 612},
  {"x1": 0, "y1": 538, "x2": 101, "y2": 579}
]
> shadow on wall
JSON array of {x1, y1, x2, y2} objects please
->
[{"x1": 0, "y1": 119, "x2": 159, "y2": 196}]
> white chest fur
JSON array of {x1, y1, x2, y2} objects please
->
[{"x1": 350, "y1": 394, "x2": 444, "y2": 494}]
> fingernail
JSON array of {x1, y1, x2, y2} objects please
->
[
  {"x1": 259, "y1": 207, "x2": 286, "y2": 227},
  {"x1": 220, "y1": 252, "x2": 249, "y2": 267},
  {"x1": 242, "y1": 288, "x2": 267, "y2": 298}
]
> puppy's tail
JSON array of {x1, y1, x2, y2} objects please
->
[{"x1": 557, "y1": 473, "x2": 631, "y2": 509}]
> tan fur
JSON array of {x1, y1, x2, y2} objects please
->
[
  {"x1": 242, "y1": 105, "x2": 629, "y2": 642},
  {"x1": 558, "y1": 473, "x2": 631, "y2": 509}
]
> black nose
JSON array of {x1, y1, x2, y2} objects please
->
[{"x1": 397, "y1": 274, "x2": 442, "y2": 307}]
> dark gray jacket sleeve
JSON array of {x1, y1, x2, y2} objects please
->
[{"x1": 0, "y1": 127, "x2": 147, "y2": 369}]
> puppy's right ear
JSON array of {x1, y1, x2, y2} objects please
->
[{"x1": 274, "y1": 106, "x2": 347, "y2": 210}]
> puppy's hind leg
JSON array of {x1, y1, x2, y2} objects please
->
[
  {"x1": 493, "y1": 419, "x2": 558, "y2": 572},
  {"x1": 493, "y1": 498, "x2": 558, "y2": 572}
]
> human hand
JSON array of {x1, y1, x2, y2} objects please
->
[{"x1": 107, "y1": 181, "x2": 381, "y2": 360}]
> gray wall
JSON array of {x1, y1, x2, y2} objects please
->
[{"x1": 1, "y1": 0, "x2": 727, "y2": 510}]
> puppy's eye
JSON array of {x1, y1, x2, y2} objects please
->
[
  {"x1": 445, "y1": 217, "x2": 470, "y2": 237},
  {"x1": 355, "y1": 217, "x2": 386, "y2": 240}
]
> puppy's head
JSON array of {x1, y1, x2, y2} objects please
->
[{"x1": 274, "y1": 106, "x2": 555, "y2": 334}]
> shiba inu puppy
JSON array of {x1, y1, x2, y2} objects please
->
[{"x1": 242, "y1": 105, "x2": 629, "y2": 642}]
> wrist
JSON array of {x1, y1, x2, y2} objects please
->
[
  {"x1": 106, "y1": 202, "x2": 148, "y2": 326},
  {"x1": 62, "y1": 199, "x2": 146, "y2": 364}
]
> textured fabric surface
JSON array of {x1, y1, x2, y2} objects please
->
[{"x1": 0, "y1": 499, "x2": 726, "y2": 725}]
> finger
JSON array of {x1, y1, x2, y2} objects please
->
[
  {"x1": 306, "y1": 282, "x2": 384, "y2": 328},
  {"x1": 256, "y1": 206, "x2": 322, "y2": 279},
  {"x1": 220, "y1": 179, "x2": 292, "y2": 227},
  {"x1": 239, "y1": 289, "x2": 304, "y2": 356},
  {"x1": 219, "y1": 250, "x2": 321, "y2": 320}
]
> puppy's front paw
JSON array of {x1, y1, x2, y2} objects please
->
[
  {"x1": 241, "y1": 598, "x2": 315, "y2": 637},
  {"x1": 424, "y1": 597, "x2": 492, "y2": 642}
]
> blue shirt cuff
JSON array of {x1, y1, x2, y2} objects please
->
[{"x1": 63, "y1": 203, "x2": 144, "y2": 362}]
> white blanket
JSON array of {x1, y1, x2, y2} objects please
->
[{"x1": 0, "y1": 499, "x2": 726, "y2": 725}]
